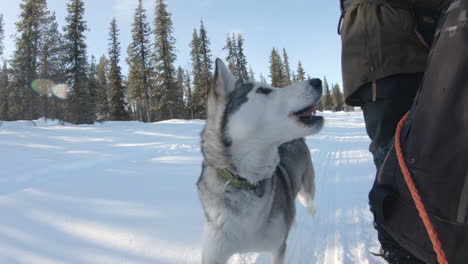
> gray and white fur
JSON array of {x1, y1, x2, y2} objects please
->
[{"x1": 197, "y1": 59, "x2": 324, "y2": 264}]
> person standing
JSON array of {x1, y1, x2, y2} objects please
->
[{"x1": 338, "y1": 0, "x2": 451, "y2": 263}]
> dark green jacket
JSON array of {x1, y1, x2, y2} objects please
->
[{"x1": 341, "y1": 0, "x2": 451, "y2": 106}]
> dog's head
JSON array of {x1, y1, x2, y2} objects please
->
[{"x1": 205, "y1": 59, "x2": 324, "y2": 147}]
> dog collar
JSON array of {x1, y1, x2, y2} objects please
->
[
  {"x1": 216, "y1": 168, "x2": 266, "y2": 197},
  {"x1": 217, "y1": 169, "x2": 256, "y2": 189}
]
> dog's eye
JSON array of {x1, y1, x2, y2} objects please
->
[{"x1": 256, "y1": 87, "x2": 272, "y2": 95}]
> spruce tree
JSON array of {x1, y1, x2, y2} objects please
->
[
  {"x1": 153, "y1": 0, "x2": 178, "y2": 120},
  {"x1": 0, "y1": 16, "x2": 8, "y2": 120},
  {"x1": 0, "y1": 14, "x2": 4, "y2": 58},
  {"x1": 322, "y1": 77, "x2": 333, "y2": 111},
  {"x1": 259, "y1": 73, "x2": 267, "y2": 83},
  {"x1": 236, "y1": 34, "x2": 248, "y2": 80},
  {"x1": 7, "y1": 64, "x2": 20, "y2": 121},
  {"x1": 127, "y1": 0, "x2": 153, "y2": 122},
  {"x1": 96, "y1": 55, "x2": 110, "y2": 119},
  {"x1": 63, "y1": 0, "x2": 92, "y2": 124},
  {"x1": 38, "y1": 12, "x2": 66, "y2": 120},
  {"x1": 108, "y1": 18, "x2": 129, "y2": 121},
  {"x1": 224, "y1": 33, "x2": 248, "y2": 80},
  {"x1": 189, "y1": 28, "x2": 203, "y2": 118},
  {"x1": 199, "y1": 21, "x2": 212, "y2": 92},
  {"x1": 184, "y1": 69, "x2": 194, "y2": 119},
  {"x1": 282, "y1": 48, "x2": 291, "y2": 86},
  {"x1": 10, "y1": 0, "x2": 49, "y2": 120},
  {"x1": 195, "y1": 21, "x2": 213, "y2": 118},
  {"x1": 0, "y1": 62, "x2": 9, "y2": 120},
  {"x1": 332, "y1": 83, "x2": 344, "y2": 111},
  {"x1": 317, "y1": 94, "x2": 324, "y2": 111},
  {"x1": 224, "y1": 34, "x2": 238, "y2": 78},
  {"x1": 297, "y1": 61, "x2": 306, "y2": 81},
  {"x1": 175, "y1": 66, "x2": 185, "y2": 117},
  {"x1": 249, "y1": 66, "x2": 255, "y2": 81},
  {"x1": 291, "y1": 71, "x2": 297, "y2": 82},
  {"x1": 86, "y1": 56, "x2": 98, "y2": 121},
  {"x1": 269, "y1": 48, "x2": 285, "y2": 87}
]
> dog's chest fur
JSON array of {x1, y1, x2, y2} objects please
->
[{"x1": 197, "y1": 145, "x2": 303, "y2": 253}]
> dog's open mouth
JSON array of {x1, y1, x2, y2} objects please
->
[{"x1": 292, "y1": 104, "x2": 323, "y2": 126}]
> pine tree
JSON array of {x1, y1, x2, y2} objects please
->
[
  {"x1": 236, "y1": 34, "x2": 248, "y2": 80},
  {"x1": 249, "y1": 66, "x2": 255, "y2": 81},
  {"x1": 191, "y1": 20, "x2": 213, "y2": 119},
  {"x1": 269, "y1": 48, "x2": 285, "y2": 87},
  {"x1": 10, "y1": 0, "x2": 49, "y2": 120},
  {"x1": 63, "y1": 0, "x2": 92, "y2": 124},
  {"x1": 0, "y1": 62, "x2": 9, "y2": 120},
  {"x1": 153, "y1": 0, "x2": 178, "y2": 120},
  {"x1": 224, "y1": 34, "x2": 238, "y2": 78},
  {"x1": 198, "y1": 21, "x2": 212, "y2": 90},
  {"x1": 189, "y1": 28, "x2": 203, "y2": 119},
  {"x1": 282, "y1": 48, "x2": 291, "y2": 86},
  {"x1": 108, "y1": 18, "x2": 129, "y2": 121},
  {"x1": 183, "y1": 69, "x2": 194, "y2": 119},
  {"x1": 322, "y1": 77, "x2": 333, "y2": 110},
  {"x1": 38, "y1": 11, "x2": 66, "y2": 120},
  {"x1": 127, "y1": 0, "x2": 153, "y2": 122},
  {"x1": 297, "y1": 61, "x2": 306, "y2": 81},
  {"x1": 0, "y1": 16, "x2": 8, "y2": 120},
  {"x1": 175, "y1": 66, "x2": 185, "y2": 117},
  {"x1": 0, "y1": 14, "x2": 4, "y2": 58},
  {"x1": 317, "y1": 94, "x2": 324, "y2": 111},
  {"x1": 224, "y1": 33, "x2": 248, "y2": 80},
  {"x1": 96, "y1": 55, "x2": 109, "y2": 119},
  {"x1": 291, "y1": 71, "x2": 297, "y2": 82},
  {"x1": 332, "y1": 83, "x2": 344, "y2": 111},
  {"x1": 85, "y1": 56, "x2": 98, "y2": 121},
  {"x1": 259, "y1": 73, "x2": 267, "y2": 83}
]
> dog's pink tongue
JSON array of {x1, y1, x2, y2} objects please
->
[{"x1": 299, "y1": 105, "x2": 317, "y2": 117}]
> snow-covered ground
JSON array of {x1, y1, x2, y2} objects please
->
[{"x1": 0, "y1": 111, "x2": 385, "y2": 264}]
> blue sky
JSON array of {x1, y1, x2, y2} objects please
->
[{"x1": 1, "y1": 0, "x2": 343, "y2": 86}]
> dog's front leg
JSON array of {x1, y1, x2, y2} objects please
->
[
  {"x1": 298, "y1": 158, "x2": 317, "y2": 216},
  {"x1": 272, "y1": 242, "x2": 286, "y2": 264},
  {"x1": 201, "y1": 225, "x2": 233, "y2": 264}
]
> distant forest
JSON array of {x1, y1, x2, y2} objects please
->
[{"x1": 0, "y1": 0, "x2": 349, "y2": 124}]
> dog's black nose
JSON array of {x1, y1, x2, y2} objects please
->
[{"x1": 309, "y1": 78, "x2": 322, "y2": 87}]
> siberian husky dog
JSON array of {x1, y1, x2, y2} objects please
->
[{"x1": 197, "y1": 59, "x2": 324, "y2": 264}]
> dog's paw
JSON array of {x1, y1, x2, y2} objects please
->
[{"x1": 298, "y1": 193, "x2": 316, "y2": 216}]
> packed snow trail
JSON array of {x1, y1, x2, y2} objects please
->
[{"x1": 0, "y1": 112, "x2": 385, "y2": 264}]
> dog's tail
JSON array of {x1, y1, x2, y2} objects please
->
[{"x1": 297, "y1": 160, "x2": 316, "y2": 216}]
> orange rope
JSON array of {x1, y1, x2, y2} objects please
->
[{"x1": 395, "y1": 112, "x2": 449, "y2": 264}]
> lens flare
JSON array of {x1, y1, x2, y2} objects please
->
[
  {"x1": 31, "y1": 79, "x2": 55, "y2": 96},
  {"x1": 51, "y1": 84, "x2": 69, "y2": 99}
]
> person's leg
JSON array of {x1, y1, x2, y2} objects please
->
[
  {"x1": 357, "y1": 73, "x2": 425, "y2": 264},
  {"x1": 358, "y1": 73, "x2": 422, "y2": 169}
]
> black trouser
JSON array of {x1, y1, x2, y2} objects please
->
[
  {"x1": 357, "y1": 73, "x2": 422, "y2": 169},
  {"x1": 357, "y1": 73, "x2": 425, "y2": 264}
]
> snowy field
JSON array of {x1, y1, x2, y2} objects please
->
[{"x1": 0, "y1": 111, "x2": 385, "y2": 264}]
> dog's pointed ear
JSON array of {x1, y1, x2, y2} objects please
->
[{"x1": 212, "y1": 58, "x2": 235, "y2": 99}]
